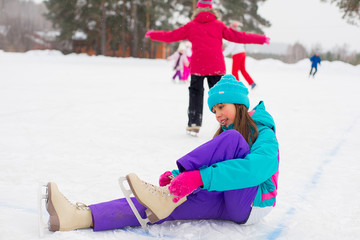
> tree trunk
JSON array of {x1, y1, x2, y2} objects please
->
[
  {"x1": 131, "y1": 0, "x2": 138, "y2": 57},
  {"x1": 121, "y1": 0, "x2": 126, "y2": 57},
  {"x1": 100, "y1": 0, "x2": 106, "y2": 55}
]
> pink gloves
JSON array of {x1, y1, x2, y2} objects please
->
[
  {"x1": 145, "y1": 30, "x2": 154, "y2": 37},
  {"x1": 265, "y1": 36, "x2": 270, "y2": 45},
  {"x1": 168, "y1": 170, "x2": 203, "y2": 203},
  {"x1": 159, "y1": 171, "x2": 174, "y2": 186}
]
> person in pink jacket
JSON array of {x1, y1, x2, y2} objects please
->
[{"x1": 145, "y1": 0, "x2": 269, "y2": 134}]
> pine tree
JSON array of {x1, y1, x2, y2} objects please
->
[
  {"x1": 219, "y1": 0, "x2": 271, "y2": 34},
  {"x1": 321, "y1": 0, "x2": 360, "y2": 25},
  {"x1": 43, "y1": 0, "x2": 271, "y2": 56}
]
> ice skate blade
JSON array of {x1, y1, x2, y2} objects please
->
[
  {"x1": 38, "y1": 183, "x2": 49, "y2": 237},
  {"x1": 186, "y1": 126, "x2": 200, "y2": 137},
  {"x1": 186, "y1": 130, "x2": 199, "y2": 137},
  {"x1": 118, "y1": 177, "x2": 150, "y2": 231}
]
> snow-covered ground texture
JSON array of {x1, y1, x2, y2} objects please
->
[{"x1": 0, "y1": 50, "x2": 359, "y2": 240}]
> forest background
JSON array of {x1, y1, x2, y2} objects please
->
[{"x1": 0, "y1": 0, "x2": 359, "y2": 65}]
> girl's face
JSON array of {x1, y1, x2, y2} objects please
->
[{"x1": 212, "y1": 103, "x2": 236, "y2": 127}]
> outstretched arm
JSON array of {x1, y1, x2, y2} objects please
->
[
  {"x1": 145, "y1": 24, "x2": 189, "y2": 43},
  {"x1": 223, "y1": 27, "x2": 269, "y2": 45}
]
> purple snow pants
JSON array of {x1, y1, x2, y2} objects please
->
[{"x1": 89, "y1": 130, "x2": 258, "y2": 231}]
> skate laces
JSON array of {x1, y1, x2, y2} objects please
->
[
  {"x1": 142, "y1": 181, "x2": 170, "y2": 197},
  {"x1": 57, "y1": 187, "x2": 89, "y2": 210},
  {"x1": 75, "y1": 202, "x2": 90, "y2": 210}
]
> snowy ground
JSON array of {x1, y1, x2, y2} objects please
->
[{"x1": 0, "y1": 50, "x2": 359, "y2": 240}]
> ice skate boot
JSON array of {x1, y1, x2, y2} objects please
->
[
  {"x1": 186, "y1": 125, "x2": 200, "y2": 136},
  {"x1": 126, "y1": 173, "x2": 187, "y2": 223},
  {"x1": 46, "y1": 182, "x2": 92, "y2": 231}
]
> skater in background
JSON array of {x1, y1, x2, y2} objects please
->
[
  {"x1": 309, "y1": 52, "x2": 321, "y2": 77},
  {"x1": 167, "y1": 42, "x2": 189, "y2": 82},
  {"x1": 223, "y1": 21, "x2": 257, "y2": 89},
  {"x1": 145, "y1": 0, "x2": 269, "y2": 134},
  {"x1": 182, "y1": 41, "x2": 192, "y2": 81},
  {"x1": 44, "y1": 74, "x2": 279, "y2": 232}
]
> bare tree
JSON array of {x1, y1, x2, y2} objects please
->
[{"x1": 286, "y1": 42, "x2": 308, "y2": 63}]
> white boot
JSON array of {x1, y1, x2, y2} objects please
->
[
  {"x1": 46, "y1": 182, "x2": 92, "y2": 231},
  {"x1": 126, "y1": 173, "x2": 187, "y2": 223},
  {"x1": 186, "y1": 125, "x2": 200, "y2": 133}
]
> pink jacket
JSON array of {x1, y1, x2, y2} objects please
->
[
  {"x1": 147, "y1": 11, "x2": 267, "y2": 76},
  {"x1": 167, "y1": 51, "x2": 189, "y2": 71}
]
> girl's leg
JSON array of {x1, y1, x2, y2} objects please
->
[
  {"x1": 238, "y1": 53, "x2": 254, "y2": 85},
  {"x1": 313, "y1": 67, "x2": 317, "y2": 76},
  {"x1": 173, "y1": 70, "x2": 181, "y2": 80},
  {"x1": 162, "y1": 186, "x2": 257, "y2": 224},
  {"x1": 188, "y1": 75, "x2": 205, "y2": 126},
  {"x1": 176, "y1": 129, "x2": 250, "y2": 172},
  {"x1": 89, "y1": 197, "x2": 146, "y2": 231},
  {"x1": 206, "y1": 75, "x2": 222, "y2": 89},
  {"x1": 90, "y1": 183, "x2": 258, "y2": 231},
  {"x1": 231, "y1": 54, "x2": 241, "y2": 81}
]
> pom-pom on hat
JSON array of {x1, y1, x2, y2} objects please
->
[
  {"x1": 208, "y1": 74, "x2": 249, "y2": 112},
  {"x1": 197, "y1": 0, "x2": 213, "y2": 8}
]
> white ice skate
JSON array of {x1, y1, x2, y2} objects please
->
[
  {"x1": 38, "y1": 182, "x2": 92, "y2": 235},
  {"x1": 38, "y1": 183, "x2": 49, "y2": 237},
  {"x1": 118, "y1": 176, "x2": 150, "y2": 231},
  {"x1": 119, "y1": 174, "x2": 187, "y2": 229},
  {"x1": 186, "y1": 125, "x2": 200, "y2": 137}
]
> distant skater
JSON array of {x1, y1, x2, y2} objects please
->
[
  {"x1": 223, "y1": 21, "x2": 257, "y2": 89},
  {"x1": 167, "y1": 43, "x2": 189, "y2": 82},
  {"x1": 309, "y1": 53, "x2": 321, "y2": 77}
]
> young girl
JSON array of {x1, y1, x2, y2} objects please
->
[
  {"x1": 167, "y1": 43, "x2": 189, "y2": 82},
  {"x1": 45, "y1": 74, "x2": 279, "y2": 232},
  {"x1": 223, "y1": 21, "x2": 257, "y2": 89}
]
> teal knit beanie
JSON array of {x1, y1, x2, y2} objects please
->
[{"x1": 208, "y1": 74, "x2": 249, "y2": 112}]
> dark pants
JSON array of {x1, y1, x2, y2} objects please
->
[
  {"x1": 89, "y1": 130, "x2": 258, "y2": 231},
  {"x1": 309, "y1": 66, "x2": 317, "y2": 76},
  {"x1": 188, "y1": 74, "x2": 222, "y2": 127}
]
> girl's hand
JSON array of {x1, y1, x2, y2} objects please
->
[
  {"x1": 159, "y1": 171, "x2": 174, "y2": 186},
  {"x1": 145, "y1": 30, "x2": 154, "y2": 37},
  {"x1": 265, "y1": 36, "x2": 270, "y2": 45},
  {"x1": 168, "y1": 170, "x2": 203, "y2": 203}
]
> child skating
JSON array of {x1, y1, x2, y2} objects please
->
[
  {"x1": 223, "y1": 21, "x2": 257, "y2": 89},
  {"x1": 309, "y1": 52, "x2": 321, "y2": 77},
  {"x1": 167, "y1": 43, "x2": 189, "y2": 82},
  {"x1": 41, "y1": 74, "x2": 279, "y2": 233}
]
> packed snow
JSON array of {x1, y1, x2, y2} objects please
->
[{"x1": 0, "y1": 50, "x2": 359, "y2": 240}]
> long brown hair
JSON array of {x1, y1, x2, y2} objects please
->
[{"x1": 213, "y1": 104, "x2": 258, "y2": 144}]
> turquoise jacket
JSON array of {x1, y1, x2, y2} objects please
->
[{"x1": 173, "y1": 101, "x2": 279, "y2": 207}]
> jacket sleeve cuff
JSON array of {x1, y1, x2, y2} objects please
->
[
  {"x1": 171, "y1": 169, "x2": 180, "y2": 177},
  {"x1": 199, "y1": 167, "x2": 212, "y2": 190}
]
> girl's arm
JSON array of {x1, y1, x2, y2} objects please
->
[
  {"x1": 146, "y1": 24, "x2": 189, "y2": 43},
  {"x1": 223, "y1": 27, "x2": 268, "y2": 45},
  {"x1": 200, "y1": 126, "x2": 279, "y2": 191}
]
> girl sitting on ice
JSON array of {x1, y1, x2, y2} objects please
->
[{"x1": 45, "y1": 74, "x2": 279, "y2": 232}]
